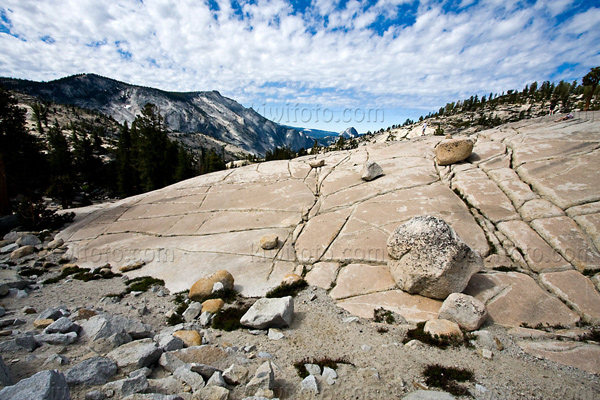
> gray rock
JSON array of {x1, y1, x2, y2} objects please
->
[
  {"x1": 39, "y1": 306, "x2": 70, "y2": 321},
  {"x1": 223, "y1": 364, "x2": 249, "y2": 385},
  {"x1": 173, "y1": 365, "x2": 205, "y2": 391},
  {"x1": 322, "y1": 366, "x2": 337, "y2": 385},
  {"x1": 154, "y1": 333, "x2": 184, "y2": 352},
  {"x1": 190, "y1": 364, "x2": 222, "y2": 380},
  {"x1": 103, "y1": 375, "x2": 149, "y2": 397},
  {"x1": 471, "y1": 330, "x2": 502, "y2": 351},
  {"x1": 305, "y1": 363, "x2": 321, "y2": 376},
  {"x1": 387, "y1": 216, "x2": 482, "y2": 299},
  {"x1": 0, "y1": 356, "x2": 14, "y2": 386},
  {"x1": 158, "y1": 351, "x2": 186, "y2": 373},
  {"x1": 194, "y1": 386, "x2": 230, "y2": 400},
  {"x1": 147, "y1": 376, "x2": 183, "y2": 394},
  {"x1": 15, "y1": 333, "x2": 38, "y2": 352},
  {"x1": 44, "y1": 317, "x2": 81, "y2": 334},
  {"x1": 245, "y1": 361, "x2": 274, "y2": 394},
  {"x1": 0, "y1": 370, "x2": 70, "y2": 400},
  {"x1": 438, "y1": 293, "x2": 488, "y2": 331},
  {"x1": 122, "y1": 395, "x2": 184, "y2": 400},
  {"x1": 10, "y1": 245, "x2": 34, "y2": 260},
  {"x1": 89, "y1": 332, "x2": 132, "y2": 353},
  {"x1": 402, "y1": 390, "x2": 456, "y2": 399},
  {"x1": 129, "y1": 367, "x2": 152, "y2": 379},
  {"x1": 0, "y1": 243, "x2": 18, "y2": 254},
  {"x1": 107, "y1": 338, "x2": 162, "y2": 370},
  {"x1": 199, "y1": 311, "x2": 213, "y2": 327},
  {"x1": 300, "y1": 375, "x2": 319, "y2": 394},
  {"x1": 65, "y1": 357, "x2": 117, "y2": 385},
  {"x1": 240, "y1": 296, "x2": 294, "y2": 329},
  {"x1": 206, "y1": 371, "x2": 227, "y2": 388},
  {"x1": 0, "y1": 269, "x2": 30, "y2": 290},
  {"x1": 84, "y1": 390, "x2": 106, "y2": 400},
  {"x1": 182, "y1": 302, "x2": 202, "y2": 322},
  {"x1": 267, "y1": 328, "x2": 284, "y2": 340},
  {"x1": 81, "y1": 314, "x2": 152, "y2": 341},
  {"x1": 361, "y1": 161, "x2": 384, "y2": 181},
  {"x1": 0, "y1": 285, "x2": 8, "y2": 297},
  {"x1": 43, "y1": 354, "x2": 69, "y2": 366},
  {"x1": 16, "y1": 235, "x2": 41, "y2": 246},
  {"x1": 34, "y1": 332, "x2": 78, "y2": 346},
  {"x1": 0, "y1": 306, "x2": 4, "y2": 317}
]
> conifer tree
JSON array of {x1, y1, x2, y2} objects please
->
[{"x1": 583, "y1": 67, "x2": 600, "y2": 111}]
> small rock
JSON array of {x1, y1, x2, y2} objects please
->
[
  {"x1": 322, "y1": 366, "x2": 337, "y2": 385},
  {"x1": 478, "y1": 348, "x2": 493, "y2": 359},
  {"x1": 47, "y1": 238, "x2": 64, "y2": 250},
  {"x1": 223, "y1": 364, "x2": 249, "y2": 385},
  {"x1": 182, "y1": 302, "x2": 203, "y2": 322},
  {"x1": 281, "y1": 273, "x2": 303, "y2": 285},
  {"x1": 402, "y1": 390, "x2": 456, "y2": 399},
  {"x1": 194, "y1": 386, "x2": 230, "y2": 400},
  {"x1": 471, "y1": 330, "x2": 502, "y2": 351},
  {"x1": 173, "y1": 330, "x2": 202, "y2": 347},
  {"x1": 189, "y1": 270, "x2": 234, "y2": 302},
  {"x1": 0, "y1": 243, "x2": 18, "y2": 255},
  {"x1": 15, "y1": 333, "x2": 38, "y2": 352},
  {"x1": 39, "y1": 306, "x2": 70, "y2": 321},
  {"x1": 155, "y1": 333, "x2": 185, "y2": 352},
  {"x1": 107, "y1": 338, "x2": 163, "y2": 370},
  {"x1": 0, "y1": 284, "x2": 8, "y2": 297},
  {"x1": 300, "y1": 375, "x2": 319, "y2": 394},
  {"x1": 202, "y1": 299, "x2": 225, "y2": 313},
  {"x1": 342, "y1": 316, "x2": 359, "y2": 323},
  {"x1": 158, "y1": 352, "x2": 186, "y2": 373},
  {"x1": 10, "y1": 245, "x2": 34, "y2": 260},
  {"x1": 0, "y1": 370, "x2": 70, "y2": 399},
  {"x1": 424, "y1": 319, "x2": 463, "y2": 340},
  {"x1": 361, "y1": 344, "x2": 372, "y2": 352},
  {"x1": 206, "y1": 371, "x2": 227, "y2": 388},
  {"x1": 34, "y1": 332, "x2": 78, "y2": 346},
  {"x1": 43, "y1": 353, "x2": 69, "y2": 366},
  {"x1": 240, "y1": 296, "x2": 294, "y2": 329},
  {"x1": 16, "y1": 235, "x2": 41, "y2": 246},
  {"x1": 119, "y1": 261, "x2": 146, "y2": 272},
  {"x1": 259, "y1": 235, "x2": 278, "y2": 250},
  {"x1": 130, "y1": 367, "x2": 152, "y2": 379},
  {"x1": 199, "y1": 311, "x2": 214, "y2": 328},
  {"x1": 103, "y1": 375, "x2": 149, "y2": 397},
  {"x1": 436, "y1": 137, "x2": 474, "y2": 166},
  {"x1": 0, "y1": 356, "x2": 14, "y2": 386},
  {"x1": 267, "y1": 328, "x2": 284, "y2": 340},
  {"x1": 190, "y1": 364, "x2": 222, "y2": 380},
  {"x1": 305, "y1": 364, "x2": 321, "y2": 376},
  {"x1": 245, "y1": 361, "x2": 274, "y2": 395},
  {"x1": 84, "y1": 390, "x2": 106, "y2": 400},
  {"x1": 22, "y1": 306, "x2": 37, "y2": 314},
  {"x1": 438, "y1": 293, "x2": 487, "y2": 331},
  {"x1": 44, "y1": 317, "x2": 80, "y2": 334},
  {"x1": 361, "y1": 161, "x2": 384, "y2": 181},
  {"x1": 173, "y1": 365, "x2": 205, "y2": 392},
  {"x1": 308, "y1": 159, "x2": 325, "y2": 168}
]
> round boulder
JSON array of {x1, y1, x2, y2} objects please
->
[
  {"x1": 435, "y1": 137, "x2": 474, "y2": 166},
  {"x1": 438, "y1": 293, "x2": 488, "y2": 331},
  {"x1": 424, "y1": 319, "x2": 463, "y2": 340},
  {"x1": 189, "y1": 270, "x2": 234, "y2": 302},
  {"x1": 259, "y1": 235, "x2": 279, "y2": 250},
  {"x1": 201, "y1": 298, "x2": 225, "y2": 313},
  {"x1": 387, "y1": 216, "x2": 482, "y2": 299},
  {"x1": 361, "y1": 161, "x2": 384, "y2": 181}
]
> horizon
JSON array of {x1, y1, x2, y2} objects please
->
[{"x1": 1, "y1": 0, "x2": 598, "y2": 133}]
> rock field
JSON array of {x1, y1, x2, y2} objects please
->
[{"x1": 1, "y1": 112, "x2": 599, "y2": 399}]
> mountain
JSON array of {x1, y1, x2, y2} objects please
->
[
  {"x1": 339, "y1": 127, "x2": 359, "y2": 138},
  {"x1": 0, "y1": 74, "x2": 314, "y2": 156}
]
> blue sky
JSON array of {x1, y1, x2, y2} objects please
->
[{"x1": 0, "y1": 0, "x2": 598, "y2": 133}]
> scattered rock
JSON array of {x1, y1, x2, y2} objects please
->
[
  {"x1": 478, "y1": 348, "x2": 493, "y2": 359},
  {"x1": 34, "y1": 332, "x2": 78, "y2": 346},
  {"x1": 281, "y1": 274, "x2": 303, "y2": 285},
  {"x1": 471, "y1": 330, "x2": 503, "y2": 351},
  {"x1": 189, "y1": 270, "x2": 234, "y2": 302},
  {"x1": 199, "y1": 311, "x2": 214, "y2": 327},
  {"x1": 44, "y1": 317, "x2": 81, "y2": 334},
  {"x1": 43, "y1": 354, "x2": 69, "y2": 366},
  {"x1": 387, "y1": 216, "x2": 482, "y2": 299},
  {"x1": 423, "y1": 319, "x2": 463, "y2": 340},
  {"x1": 0, "y1": 243, "x2": 18, "y2": 255},
  {"x1": 81, "y1": 313, "x2": 152, "y2": 341},
  {"x1": 10, "y1": 245, "x2": 34, "y2": 260},
  {"x1": 158, "y1": 352, "x2": 186, "y2": 373},
  {"x1": 267, "y1": 328, "x2": 284, "y2": 340},
  {"x1": 322, "y1": 366, "x2": 337, "y2": 385},
  {"x1": 223, "y1": 364, "x2": 249, "y2": 385},
  {"x1": 240, "y1": 296, "x2": 294, "y2": 329},
  {"x1": 119, "y1": 261, "x2": 146, "y2": 272},
  {"x1": 15, "y1": 333, "x2": 38, "y2": 351},
  {"x1": 84, "y1": 390, "x2": 106, "y2": 400},
  {"x1": 361, "y1": 161, "x2": 384, "y2": 181},
  {"x1": 34, "y1": 319, "x2": 54, "y2": 329},
  {"x1": 206, "y1": 371, "x2": 227, "y2": 388},
  {"x1": 0, "y1": 356, "x2": 14, "y2": 386},
  {"x1": 155, "y1": 333, "x2": 185, "y2": 352},
  {"x1": 190, "y1": 364, "x2": 222, "y2": 380},
  {"x1": 0, "y1": 284, "x2": 8, "y2": 297},
  {"x1": 47, "y1": 238, "x2": 64, "y2": 250},
  {"x1": 38, "y1": 306, "x2": 70, "y2": 321},
  {"x1": 438, "y1": 293, "x2": 487, "y2": 331},
  {"x1": 402, "y1": 390, "x2": 456, "y2": 399},
  {"x1": 436, "y1": 137, "x2": 474, "y2": 166},
  {"x1": 245, "y1": 361, "x2": 274, "y2": 395},
  {"x1": 202, "y1": 299, "x2": 225, "y2": 314},
  {"x1": 16, "y1": 235, "x2": 41, "y2": 246},
  {"x1": 173, "y1": 330, "x2": 202, "y2": 347},
  {"x1": 173, "y1": 365, "x2": 205, "y2": 391},
  {"x1": 259, "y1": 235, "x2": 278, "y2": 250},
  {"x1": 22, "y1": 306, "x2": 36, "y2": 314},
  {"x1": 300, "y1": 374, "x2": 319, "y2": 393},
  {"x1": 64, "y1": 357, "x2": 118, "y2": 385},
  {"x1": 305, "y1": 363, "x2": 321, "y2": 376},
  {"x1": 183, "y1": 302, "x2": 203, "y2": 322},
  {"x1": 308, "y1": 159, "x2": 325, "y2": 168},
  {"x1": 107, "y1": 338, "x2": 163, "y2": 370},
  {"x1": 103, "y1": 375, "x2": 149, "y2": 397},
  {"x1": 0, "y1": 370, "x2": 70, "y2": 400}
]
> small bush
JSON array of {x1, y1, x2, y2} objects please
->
[
  {"x1": 211, "y1": 306, "x2": 250, "y2": 331},
  {"x1": 265, "y1": 280, "x2": 308, "y2": 298},
  {"x1": 403, "y1": 322, "x2": 465, "y2": 349},
  {"x1": 493, "y1": 266, "x2": 519, "y2": 272},
  {"x1": 292, "y1": 357, "x2": 352, "y2": 378},
  {"x1": 19, "y1": 267, "x2": 46, "y2": 277},
  {"x1": 579, "y1": 329, "x2": 600, "y2": 342},
  {"x1": 167, "y1": 313, "x2": 185, "y2": 326},
  {"x1": 43, "y1": 266, "x2": 120, "y2": 284},
  {"x1": 125, "y1": 276, "x2": 165, "y2": 292},
  {"x1": 204, "y1": 288, "x2": 239, "y2": 303},
  {"x1": 373, "y1": 308, "x2": 396, "y2": 324},
  {"x1": 376, "y1": 326, "x2": 389, "y2": 334},
  {"x1": 423, "y1": 364, "x2": 474, "y2": 396}
]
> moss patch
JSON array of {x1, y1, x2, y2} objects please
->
[
  {"x1": 204, "y1": 288, "x2": 239, "y2": 303},
  {"x1": 373, "y1": 308, "x2": 397, "y2": 324},
  {"x1": 265, "y1": 280, "x2": 308, "y2": 298},
  {"x1": 423, "y1": 364, "x2": 474, "y2": 396},
  {"x1": 43, "y1": 266, "x2": 121, "y2": 284},
  {"x1": 211, "y1": 306, "x2": 250, "y2": 332},
  {"x1": 125, "y1": 276, "x2": 165, "y2": 292},
  {"x1": 19, "y1": 267, "x2": 46, "y2": 277}
]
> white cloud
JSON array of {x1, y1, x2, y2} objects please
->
[{"x1": 0, "y1": 0, "x2": 598, "y2": 130}]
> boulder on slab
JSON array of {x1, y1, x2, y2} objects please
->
[
  {"x1": 189, "y1": 271, "x2": 234, "y2": 302},
  {"x1": 436, "y1": 137, "x2": 474, "y2": 166},
  {"x1": 438, "y1": 293, "x2": 487, "y2": 331},
  {"x1": 64, "y1": 357, "x2": 117, "y2": 386},
  {"x1": 387, "y1": 216, "x2": 482, "y2": 299},
  {"x1": 0, "y1": 370, "x2": 70, "y2": 400},
  {"x1": 308, "y1": 159, "x2": 325, "y2": 168},
  {"x1": 240, "y1": 296, "x2": 294, "y2": 329},
  {"x1": 361, "y1": 161, "x2": 384, "y2": 181},
  {"x1": 201, "y1": 299, "x2": 225, "y2": 314},
  {"x1": 259, "y1": 235, "x2": 278, "y2": 250}
]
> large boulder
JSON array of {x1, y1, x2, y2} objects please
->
[
  {"x1": 81, "y1": 313, "x2": 152, "y2": 341},
  {"x1": 189, "y1": 270, "x2": 234, "y2": 302},
  {"x1": 438, "y1": 293, "x2": 488, "y2": 331},
  {"x1": 240, "y1": 297, "x2": 294, "y2": 329},
  {"x1": 387, "y1": 216, "x2": 482, "y2": 299},
  {"x1": 361, "y1": 161, "x2": 384, "y2": 181},
  {"x1": 64, "y1": 357, "x2": 117, "y2": 386},
  {"x1": 0, "y1": 370, "x2": 70, "y2": 400},
  {"x1": 107, "y1": 339, "x2": 162, "y2": 370},
  {"x1": 435, "y1": 137, "x2": 474, "y2": 166}
]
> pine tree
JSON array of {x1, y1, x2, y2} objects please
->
[{"x1": 583, "y1": 67, "x2": 600, "y2": 111}]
